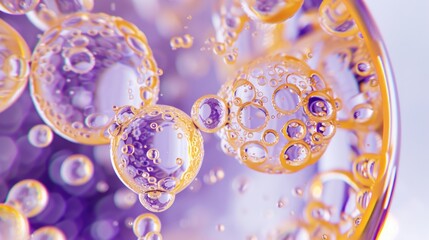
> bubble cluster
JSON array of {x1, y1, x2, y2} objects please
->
[
  {"x1": 170, "y1": 34, "x2": 194, "y2": 50},
  {"x1": 60, "y1": 154, "x2": 94, "y2": 186},
  {"x1": 27, "y1": 0, "x2": 94, "y2": 30},
  {"x1": 133, "y1": 213, "x2": 161, "y2": 239},
  {"x1": 32, "y1": 226, "x2": 66, "y2": 240},
  {"x1": 319, "y1": 0, "x2": 358, "y2": 37},
  {"x1": 191, "y1": 95, "x2": 228, "y2": 133},
  {"x1": 0, "y1": 204, "x2": 30, "y2": 240},
  {"x1": 5, "y1": 179, "x2": 49, "y2": 218},
  {"x1": 0, "y1": 0, "x2": 39, "y2": 14},
  {"x1": 0, "y1": 18, "x2": 31, "y2": 113},
  {"x1": 241, "y1": 0, "x2": 304, "y2": 23},
  {"x1": 30, "y1": 12, "x2": 161, "y2": 145},
  {"x1": 217, "y1": 54, "x2": 338, "y2": 173},
  {"x1": 110, "y1": 105, "x2": 204, "y2": 212},
  {"x1": 28, "y1": 124, "x2": 54, "y2": 148}
]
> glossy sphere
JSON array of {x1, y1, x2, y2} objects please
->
[
  {"x1": 217, "y1": 55, "x2": 337, "y2": 173},
  {"x1": 110, "y1": 105, "x2": 204, "y2": 212},
  {"x1": 27, "y1": 0, "x2": 94, "y2": 30},
  {"x1": 30, "y1": 12, "x2": 160, "y2": 145},
  {"x1": 0, "y1": 18, "x2": 31, "y2": 113},
  {"x1": 319, "y1": 0, "x2": 358, "y2": 37},
  {"x1": 133, "y1": 213, "x2": 161, "y2": 238},
  {"x1": 241, "y1": 0, "x2": 304, "y2": 23},
  {"x1": 191, "y1": 94, "x2": 228, "y2": 133},
  {"x1": 0, "y1": 0, "x2": 39, "y2": 14},
  {"x1": 32, "y1": 226, "x2": 66, "y2": 240},
  {"x1": 0, "y1": 204, "x2": 30, "y2": 239},
  {"x1": 5, "y1": 179, "x2": 49, "y2": 218},
  {"x1": 28, "y1": 124, "x2": 54, "y2": 148},
  {"x1": 60, "y1": 154, "x2": 94, "y2": 186}
]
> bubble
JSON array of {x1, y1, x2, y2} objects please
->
[
  {"x1": 0, "y1": 19, "x2": 31, "y2": 113},
  {"x1": 110, "y1": 105, "x2": 204, "y2": 212},
  {"x1": 191, "y1": 95, "x2": 228, "y2": 133},
  {"x1": 170, "y1": 34, "x2": 194, "y2": 50},
  {"x1": 113, "y1": 188, "x2": 137, "y2": 209},
  {"x1": 138, "y1": 191, "x2": 175, "y2": 213},
  {"x1": 30, "y1": 13, "x2": 160, "y2": 145},
  {"x1": 132, "y1": 213, "x2": 161, "y2": 238},
  {"x1": 0, "y1": 204, "x2": 30, "y2": 240},
  {"x1": 217, "y1": 55, "x2": 338, "y2": 173},
  {"x1": 28, "y1": 124, "x2": 54, "y2": 148},
  {"x1": 241, "y1": 0, "x2": 304, "y2": 23},
  {"x1": 0, "y1": 0, "x2": 39, "y2": 14},
  {"x1": 60, "y1": 154, "x2": 94, "y2": 186},
  {"x1": 5, "y1": 179, "x2": 49, "y2": 218},
  {"x1": 27, "y1": 0, "x2": 94, "y2": 30},
  {"x1": 352, "y1": 104, "x2": 374, "y2": 123},
  {"x1": 319, "y1": 0, "x2": 358, "y2": 37},
  {"x1": 145, "y1": 231, "x2": 163, "y2": 240},
  {"x1": 32, "y1": 226, "x2": 66, "y2": 240}
]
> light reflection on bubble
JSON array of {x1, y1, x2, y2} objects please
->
[
  {"x1": 6, "y1": 179, "x2": 49, "y2": 218},
  {"x1": 60, "y1": 154, "x2": 94, "y2": 186},
  {"x1": 0, "y1": 203, "x2": 30, "y2": 240},
  {"x1": 28, "y1": 124, "x2": 54, "y2": 148},
  {"x1": 32, "y1": 226, "x2": 66, "y2": 240},
  {"x1": 0, "y1": 0, "x2": 39, "y2": 14},
  {"x1": 133, "y1": 213, "x2": 161, "y2": 238}
]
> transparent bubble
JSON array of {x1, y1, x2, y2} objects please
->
[
  {"x1": 319, "y1": 0, "x2": 358, "y2": 37},
  {"x1": 217, "y1": 55, "x2": 338, "y2": 173},
  {"x1": 113, "y1": 188, "x2": 137, "y2": 209},
  {"x1": 5, "y1": 179, "x2": 49, "y2": 218},
  {"x1": 60, "y1": 154, "x2": 94, "y2": 186},
  {"x1": 138, "y1": 191, "x2": 175, "y2": 213},
  {"x1": 191, "y1": 94, "x2": 228, "y2": 133},
  {"x1": 30, "y1": 13, "x2": 160, "y2": 145},
  {"x1": 241, "y1": 0, "x2": 304, "y2": 23},
  {"x1": 110, "y1": 105, "x2": 204, "y2": 212},
  {"x1": 170, "y1": 34, "x2": 194, "y2": 50},
  {"x1": 27, "y1": 0, "x2": 94, "y2": 30},
  {"x1": 28, "y1": 124, "x2": 54, "y2": 148},
  {"x1": 32, "y1": 226, "x2": 66, "y2": 240},
  {"x1": 0, "y1": 204, "x2": 30, "y2": 240},
  {"x1": 144, "y1": 231, "x2": 163, "y2": 240},
  {"x1": 0, "y1": 0, "x2": 39, "y2": 14},
  {"x1": 133, "y1": 213, "x2": 161, "y2": 238},
  {"x1": 0, "y1": 18, "x2": 31, "y2": 113}
]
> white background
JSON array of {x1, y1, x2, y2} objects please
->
[{"x1": 365, "y1": 0, "x2": 429, "y2": 239}]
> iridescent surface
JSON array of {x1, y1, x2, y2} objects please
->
[
  {"x1": 0, "y1": 0, "x2": 39, "y2": 14},
  {"x1": 30, "y1": 12, "x2": 160, "y2": 145},
  {"x1": 28, "y1": 124, "x2": 54, "y2": 148},
  {"x1": 32, "y1": 226, "x2": 66, "y2": 240},
  {"x1": 0, "y1": 203, "x2": 30, "y2": 239},
  {"x1": 60, "y1": 154, "x2": 94, "y2": 186},
  {"x1": 5, "y1": 179, "x2": 48, "y2": 218}
]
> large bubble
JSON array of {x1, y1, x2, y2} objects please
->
[
  {"x1": 217, "y1": 54, "x2": 339, "y2": 173},
  {"x1": 0, "y1": 18, "x2": 31, "y2": 113},
  {"x1": 110, "y1": 105, "x2": 204, "y2": 212},
  {"x1": 0, "y1": 204, "x2": 30, "y2": 239},
  {"x1": 30, "y1": 12, "x2": 161, "y2": 145}
]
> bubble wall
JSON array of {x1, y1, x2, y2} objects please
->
[{"x1": 0, "y1": 0, "x2": 399, "y2": 239}]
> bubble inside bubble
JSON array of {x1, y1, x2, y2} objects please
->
[{"x1": 191, "y1": 94, "x2": 228, "y2": 133}]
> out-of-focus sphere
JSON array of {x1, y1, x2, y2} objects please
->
[
  {"x1": 27, "y1": 0, "x2": 94, "y2": 31},
  {"x1": 133, "y1": 213, "x2": 161, "y2": 238},
  {"x1": 319, "y1": 0, "x2": 358, "y2": 37},
  {"x1": 0, "y1": 0, "x2": 39, "y2": 14},
  {"x1": 191, "y1": 94, "x2": 228, "y2": 133},
  {"x1": 217, "y1": 55, "x2": 338, "y2": 173},
  {"x1": 113, "y1": 188, "x2": 137, "y2": 209},
  {"x1": 110, "y1": 105, "x2": 204, "y2": 212},
  {"x1": 32, "y1": 226, "x2": 66, "y2": 240},
  {"x1": 28, "y1": 124, "x2": 54, "y2": 148},
  {"x1": 0, "y1": 204, "x2": 30, "y2": 240},
  {"x1": 5, "y1": 179, "x2": 49, "y2": 218},
  {"x1": 241, "y1": 0, "x2": 304, "y2": 23},
  {"x1": 60, "y1": 154, "x2": 94, "y2": 186},
  {"x1": 144, "y1": 231, "x2": 163, "y2": 240},
  {"x1": 0, "y1": 19, "x2": 31, "y2": 113},
  {"x1": 30, "y1": 12, "x2": 161, "y2": 145}
]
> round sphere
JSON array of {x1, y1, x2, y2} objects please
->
[
  {"x1": 319, "y1": 0, "x2": 358, "y2": 37},
  {"x1": 5, "y1": 179, "x2": 49, "y2": 218},
  {"x1": 191, "y1": 94, "x2": 228, "y2": 133},
  {"x1": 110, "y1": 105, "x2": 204, "y2": 212},
  {"x1": 27, "y1": 0, "x2": 94, "y2": 31},
  {"x1": 60, "y1": 154, "x2": 94, "y2": 186},
  {"x1": 28, "y1": 124, "x2": 54, "y2": 148},
  {"x1": 133, "y1": 213, "x2": 161, "y2": 238},
  {"x1": 0, "y1": 18, "x2": 31, "y2": 113},
  {"x1": 241, "y1": 0, "x2": 304, "y2": 23},
  {"x1": 30, "y1": 12, "x2": 161, "y2": 145},
  {"x1": 0, "y1": 204, "x2": 30, "y2": 239},
  {"x1": 145, "y1": 231, "x2": 163, "y2": 240},
  {"x1": 0, "y1": 0, "x2": 39, "y2": 14},
  {"x1": 217, "y1": 54, "x2": 338, "y2": 174},
  {"x1": 32, "y1": 226, "x2": 66, "y2": 240}
]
